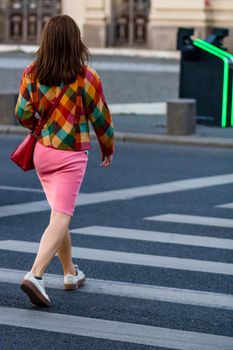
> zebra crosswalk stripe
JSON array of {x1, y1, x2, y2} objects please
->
[
  {"x1": 1, "y1": 173, "x2": 233, "y2": 218},
  {"x1": 0, "y1": 240, "x2": 233, "y2": 275},
  {"x1": 217, "y1": 202, "x2": 233, "y2": 209},
  {"x1": 0, "y1": 307, "x2": 232, "y2": 350},
  {"x1": 71, "y1": 226, "x2": 233, "y2": 250},
  {"x1": 0, "y1": 186, "x2": 44, "y2": 193},
  {"x1": 145, "y1": 214, "x2": 233, "y2": 228},
  {"x1": 1, "y1": 267, "x2": 233, "y2": 310}
]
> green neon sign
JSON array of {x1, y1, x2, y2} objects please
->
[{"x1": 193, "y1": 38, "x2": 233, "y2": 127}]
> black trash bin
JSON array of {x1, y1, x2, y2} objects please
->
[{"x1": 177, "y1": 27, "x2": 233, "y2": 128}]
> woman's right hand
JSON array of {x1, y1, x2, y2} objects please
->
[{"x1": 100, "y1": 154, "x2": 113, "y2": 168}]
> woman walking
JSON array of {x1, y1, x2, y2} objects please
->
[{"x1": 15, "y1": 15, "x2": 114, "y2": 306}]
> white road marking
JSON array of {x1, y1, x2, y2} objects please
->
[
  {"x1": 0, "y1": 240, "x2": 233, "y2": 275},
  {"x1": 109, "y1": 102, "x2": 166, "y2": 115},
  {"x1": 94, "y1": 61, "x2": 179, "y2": 73},
  {"x1": 1, "y1": 267, "x2": 233, "y2": 310},
  {"x1": 1, "y1": 173, "x2": 233, "y2": 218},
  {"x1": 0, "y1": 185, "x2": 44, "y2": 193},
  {"x1": 217, "y1": 203, "x2": 233, "y2": 209},
  {"x1": 0, "y1": 200, "x2": 49, "y2": 217},
  {"x1": 0, "y1": 45, "x2": 181, "y2": 59},
  {"x1": 72, "y1": 226, "x2": 233, "y2": 250},
  {"x1": 0, "y1": 57, "x2": 179, "y2": 73},
  {"x1": 0, "y1": 307, "x2": 232, "y2": 349},
  {"x1": 145, "y1": 214, "x2": 233, "y2": 228}
]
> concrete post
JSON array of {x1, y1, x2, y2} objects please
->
[
  {"x1": 0, "y1": 94, "x2": 18, "y2": 125},
  {"x1": 167, "y1": 99, "x2": 196, "y2": 135}
]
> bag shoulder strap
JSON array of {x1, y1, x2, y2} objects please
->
[{"x1": 34, "y1": 84, "x2": 69, "y2": 136}]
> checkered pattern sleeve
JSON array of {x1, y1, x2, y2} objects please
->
[
  {"x1": 15, "y1": 69, "x2": 37, "y2": 131},
  {"x1": 83, "y1": 67, "x2": 114, "y2": 156}
]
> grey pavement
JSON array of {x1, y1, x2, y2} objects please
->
[
  {"x1": 112, "y1": 115, "x2": 233, "y2": 148},
  {"x1": 113, "y1": 115, "x2": 233, "y2": 138},
  {"x1": 0, "y1": 56, "x2": 179, "y2": 73},
  {"x1": 0, "y1": 51, "x2": 179, "y2": 102}
]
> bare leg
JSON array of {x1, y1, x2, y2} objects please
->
[
  {"x1": 50, "y1": 210, "x2": 76, "y2": 276},
  {"x1": 31, "y1": 210, "x2": 71, "y2": 277}
]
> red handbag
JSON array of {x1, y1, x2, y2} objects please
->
[{"x1": 11, "y1": 84, "x2": 69, "y2": 171}]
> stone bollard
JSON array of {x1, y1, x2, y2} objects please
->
[
  {"x1": 0, "y1": 94, "x2": 18, "y2": 125},
  {"x1": 167, "y1": 99, "x2": 196, "y2": 135}
]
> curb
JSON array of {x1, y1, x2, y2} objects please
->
[
  {"x1": 1, "y1": 125, "x2": 233, "y2": 149},
  {"x1": 114, "y1": 132, "x2": 233, "y2": 149}
]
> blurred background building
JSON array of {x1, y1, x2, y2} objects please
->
[{"x1": 0, "y1": 0, "x2": 233, "y2": 52}]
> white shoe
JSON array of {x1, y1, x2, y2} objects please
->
[
  {"x1": 20, "y1": 271, "x2": 51, "y2": 306},
  {"x1": 64, "y1": 264, "x2": 86, "y2": 290}
]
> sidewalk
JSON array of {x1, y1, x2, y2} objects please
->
[
  {"x1": 1, "y1": 115, "x2": 233, "y2": 149},
  {"x1": 113, "y1": 115, "x2": 233, "y2": 149}
]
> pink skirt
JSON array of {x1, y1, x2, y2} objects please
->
[{"x1": 33, "y1": 141, "x2": 88, "y2": 216}]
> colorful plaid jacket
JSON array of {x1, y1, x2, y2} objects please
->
[{"x1": 15, "y1": 64, "x2": 114, "y2": 156}]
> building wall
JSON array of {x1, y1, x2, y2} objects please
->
[
  {"x1": 0, "y1": 1, "x2": 7, "y2": 42},
  {"x1": 147, "y1": 0, "x2": 233, "y2": 51},
  {"x1": 207, "y1": 0, "x2": 233, "y2": 51},
  {"x1": 0, "y1": 0, "x2": 61, "y2": 44},
  {"x1": 0, "y1": 1, "x2": 233, "y2": 52},
  {"x1": 61, "y1": 0, "x2": 85, "y2": 34},
  {"x1": 62, "y1": 0, "x2": 233, "y2": 52},
  {"x1": 62, "y1": 0, "x2": 109, "y2": 47}
]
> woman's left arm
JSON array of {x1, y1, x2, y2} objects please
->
[
  {"x1": 84, "y1": 68, "x2": 114, "y2": 159},
  {"x1": 15, "y1": 69, "x2": 37, "y2": 131}
]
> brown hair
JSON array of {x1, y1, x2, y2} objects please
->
[{"x1": 34, "y1": 15, "x2": 90, "y2": 86}]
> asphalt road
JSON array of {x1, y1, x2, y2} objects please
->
[{"x1": 0, "y1": 135, "x2": 233, "y2": 349}]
